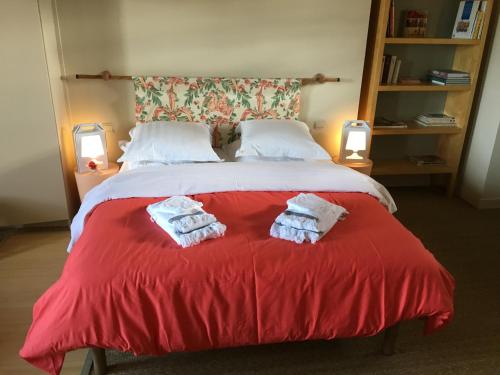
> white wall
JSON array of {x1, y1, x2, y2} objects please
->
[
  {"x1": 461, "y1": 10, "x2": 500, "y2": 208},
  {"x1": 0, "y1": 0, "x2": 68, "y2": 226},
  {"x1": 54, "y1": 0, "x2": 372, "y2": 163}
]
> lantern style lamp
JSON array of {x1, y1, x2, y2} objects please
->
[
  {"x1": 340, "y1": 120, "x2": 371, "y2": 163},
  {"x1": 73, "y1": 124, "x2": 108, "y2": 173}
]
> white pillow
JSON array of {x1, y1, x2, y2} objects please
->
[
  {"x1": 235, "y1": 119, "x2": 331, "y2": 160},
  {"x1": 119, "y1": 161, "x2": 169, "y2": 173},
  {"x1": 118, "y1": 122, "x2": 222, "y2": 163},
  {"x1": 130, "y1": 121, "x2": 216, "y2": 141},
  {"x1": 223, "y1": 140, "x2": 303, "y2": 162}
]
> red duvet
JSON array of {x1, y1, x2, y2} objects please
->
[{"x1": 20, "y1": 191, "x2": 454, "y2": 374}]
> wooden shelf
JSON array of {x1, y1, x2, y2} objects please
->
[
  {"x1": 378, "y1": 84, "x2": 470, "y2": 92},
  {"x1": 357, "y1": 0, "x2": 494, "y2": 193},
  {"x1": 385, "y1": 37, "x2": 480, "y2": 45},
  {"x1": 372, "y1": 159, "x2": 454, "y2": 176},
  {"x1": 373, "y1": 123, "x2": 462, "y2": 135}
]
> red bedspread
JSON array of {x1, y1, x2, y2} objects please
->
[{"x1": 20, "y1": 192, "x2": 454, "y2": 374}]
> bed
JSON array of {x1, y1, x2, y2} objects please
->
[
  {"x1": 20, "y1": 76, "x2": 454, "y2": 375},
  {"x1": 20, "y1": 161, "x2": 454, "y2": 375}
]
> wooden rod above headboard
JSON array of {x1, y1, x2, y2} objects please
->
[{"x1": 74, "y1": 71, "x2": 340, "y2": 85}]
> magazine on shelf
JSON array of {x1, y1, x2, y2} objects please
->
[
  {"x1": 408, "y1": 155, "x2": 446, "y2": 166},
  {"x1": 374, "y1": 117, "x2": 408, "y2": 129},
  {"x1": 452, "y1": 1, "x2": 483, "y2": 39}
]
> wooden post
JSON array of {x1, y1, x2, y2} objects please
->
[
  {"x1": 382, "y1": 323, "x2": 399, "y2": 355},
  {"x1": 91, "y1": 348, "x2": 107, "y2": 375}
]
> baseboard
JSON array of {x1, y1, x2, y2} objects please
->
[
  {"x1": 478, "y1": 198, "x2": 500, "y2": 209},
  {"x1": 0, "y1": 220, "x2": 69, "y2": 231}
]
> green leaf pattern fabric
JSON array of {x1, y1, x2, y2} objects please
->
[{"x1": 133, "y1": 76, "x2": 301, "y2": 146}]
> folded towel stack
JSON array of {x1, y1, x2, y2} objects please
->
[
  {"x1": 270, "y1": 193, "x2": 348, "y2": 244},
  {"x1": 147, "y1": 196, "x2": 226, "y2": 248}
]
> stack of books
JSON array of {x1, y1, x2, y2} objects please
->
[
  {"x1": 415, "y1": 113, "x2": 457, "y2": 127},
  {"x1": 428, "y1": 69, "x2": 470, "y2": 86},
  {"x1": 380, "y1": 55, "x2": 402, "y2": 84},
  {"x1": 452, "y1": 1, "x2": 488, "y2": 39}
]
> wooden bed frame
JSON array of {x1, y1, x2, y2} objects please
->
[{"x1": 88, "y1": 323, "x2": 399, "y2": 374}]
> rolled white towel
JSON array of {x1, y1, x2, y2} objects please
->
[
  {"x1": 147, "y1": 196, "x2": 226, "y2": 248},
  {"x1": 270, "y1": 193, "x2": 348, "y2": 244}
]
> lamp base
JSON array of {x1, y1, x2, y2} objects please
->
[{"x1": 346, "y1": 152, "x2": 364, "y2": 160}]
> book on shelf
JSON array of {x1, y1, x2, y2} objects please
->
[
  {"x1": 387, "y1": 55, "x2": 397, "y2": 83},
  {"x1": 472, "y1": 7, "x2": 485, "y2": 39},
  {"x1": 392, "y1": 59, "x2": 402, "y2": 84},
  {"x1": 379, "y1": 56, "x2": 386, "y2": 84},
  {"x1": 374, "y1": 117, "x2": 408, "y2": 129},
  {"x1": 430, "y1": 69, "x2": 470, "y2": 78},
  {"x1": 428, "y1": 69, "x2": 470, "y2": 85},
  {"x1": 477, "y1": 2, "x2": 488, "y2": 38},
  {"x1": 386, "y1": 0, "x2": 395, "y2": 37},
  {"x1": 430, "y1": 79, "x2": 470, "y2": 86},
  {"x1": 452, "y1": 1, "x2": 487, "y2": 39},
  {"x1": 381, "y1": 55, "x2": 402, "y2": 84},
  {"x1": 403, "y1": 10, "x2": 428, "y2": 37},
  {"x1": 415, "y1": 113, "x2": 457, "y2": 127},
  {"x1": 415, "y1": 120, "x2": 458, "y2": 127},
  {"x1": 417, "y1": 113, "x2": 456, "y2": 124},
  {"x1": 408, "y1": 155, "x2": 446, "y2": 166}
]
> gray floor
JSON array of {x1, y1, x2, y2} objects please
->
[{"x1": 83, "y1": 188, "x2": 500, "y2": 374}]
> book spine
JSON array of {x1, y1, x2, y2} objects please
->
[
  {"x1": 392, "y1": 59, "x2": 402, "y2": 84},
  {"x1": 478, "y1": 2, "x2": 487, "y2": 38},
  {"x1": 387, "y1": 55, "x2": 397, "y2": 84},
  {"x1": 473, "y1": 11, "x2": 482, "y2": 39},
  {"x1": 388, "y1": 0, "x2": 395, "y2": 37},
  {"x1": 379, "y1": 56, "x2": 386, "y2": 84},
  {"x1": 382, "y1": 55, "x2": 391, "y2": 84},
  {"x1": 452, "y1": 1, "x2": 465, "y2": 38},
  {"x1": 466, "y1": 1, "x2": 482, "y2": 39}
]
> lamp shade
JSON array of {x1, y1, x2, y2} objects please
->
[
  {"x1": 80, "y1": 134, "x2": 105, "y2": 158},
  {"x1": 345, "y1": 131, "x2": 367, "y2": 152},
  {"x1": 340, "y1": 120, "x2": 370, "y2": 162},
  {"x1": 73, "y1": 124, "x2": 108, "y2": 172}
]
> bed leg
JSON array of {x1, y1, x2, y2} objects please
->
[
  {"x1": 382, "y1": 323, "x2": 399, "y2": 355},
  {"x1": 91, "y1": 348, "x2": 107, "y2": 375}
]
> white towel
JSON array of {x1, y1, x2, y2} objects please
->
[
  {"x1": 147, "y1": 196, "x2": 226, "y2": 248},
  {"x1": 270, "y1": 222, "x2": 323, "y2": 244},
  {"x1": 270, "y1": 193, "x2": 348, "y2": 244}
]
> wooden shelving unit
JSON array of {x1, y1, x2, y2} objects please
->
[{"x1": 358, "y1": 0, "x2": 494, "y2": 195}]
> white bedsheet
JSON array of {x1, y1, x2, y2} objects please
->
[{"x1": 68, "y1": 161, "x2": 396, "y2": 251}]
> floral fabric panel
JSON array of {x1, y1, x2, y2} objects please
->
[{"x1": 133, "y1": 76, "x2": 301, "y2": 146}]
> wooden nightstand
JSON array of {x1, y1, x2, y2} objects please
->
[
  {"x1": 334, "y1": 158, "x2": 373, "y2": 176},
  {"x1": 74, "y1": 162, "x2": 119, "y2": 201}
]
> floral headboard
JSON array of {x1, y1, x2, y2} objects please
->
[{"x1": 133, "y1": 76, "x2": 301, "y2": 146}]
